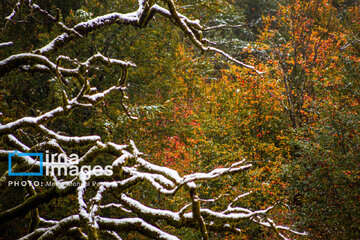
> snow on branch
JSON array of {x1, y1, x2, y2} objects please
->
[
  {"x1": 153, "y1": 0, "x2": 262, "y2": 74},
  {"x1": 1, "y1": 134, "x2": 306, "y2": 239},
  {"x1": 0, "y1": 41, "x2": 13, "y2": 49},
  {"x1": 1, "y1": 0, "x2": 262, "y2": 73},
  {"x1": 0, "y1": 52, "x2": 135, "y2": 81},
  {"x1": 38, "y1": 125, "x2": 100, "y2": 145},
  {"x1": 203, "y1": 24, "x2": 247, "y2": 31},
  {"x1": 30, "y1": 215, "x2": 81, "y2": 240},
  {"x1": 0, "y1": 84, "x2": 125, "y2": 136},
  {"x1": 181, "y1": 160, "x2": 251, "y2": 184},
  {"x1": 0, "y1": 53, "x2": 69, "y2": 83},
  {"x1": 97, "y1": 217, "x2": 180, "y2": 240}
]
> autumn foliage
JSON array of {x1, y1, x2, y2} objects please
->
[{"x1": 1, "y1": 0, "x2": 359, "y2": 239}]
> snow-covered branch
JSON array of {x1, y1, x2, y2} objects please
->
[
  {"x1": 1, "y1": 0, "x2": 259, "y2": 73},
  {"x1": 0, "y1": 85, "x2": 125, "y2": 136},
  {"x1": 0, "y1": 52, "x2": 135, "y2": 81}
]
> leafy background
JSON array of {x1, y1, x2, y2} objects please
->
[{"x1": 0, "y1": 0, "x2": 359, "y2": 239}]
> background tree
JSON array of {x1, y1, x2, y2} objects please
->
[{"x1": 257, "y1": 0, "x2": 360, "y2": 238}]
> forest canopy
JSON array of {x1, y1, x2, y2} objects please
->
[{"x1": 0, "y1": 0, "x2": 359, "y2": 239}]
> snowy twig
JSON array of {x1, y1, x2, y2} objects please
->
[{"x1": 203, "y1": 24, "x2": 247, "y2": 31}]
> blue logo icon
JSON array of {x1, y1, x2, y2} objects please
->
[{"x1": 8, "y1": 151, "x2": 43, "y2": 176}]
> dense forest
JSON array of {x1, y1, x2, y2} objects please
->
[{"x1": 0, "y1": 0, "x2": 359, "y2": 239}]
